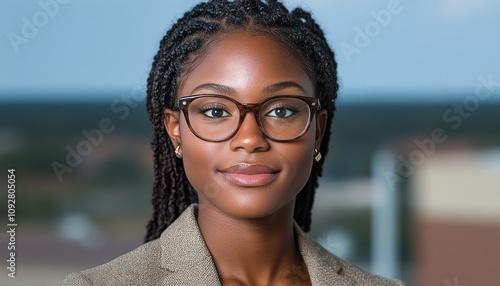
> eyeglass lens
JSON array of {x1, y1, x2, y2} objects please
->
[{"x1": 186, "y1": 96, "x2": 312, "y2": 141}]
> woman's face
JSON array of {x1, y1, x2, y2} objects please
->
[{"x1": 165, "y1": 31, "x2": 326, "y2": 219}]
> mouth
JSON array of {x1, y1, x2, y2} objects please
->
[{"x1": 219, "y1": 163, "x2": 279, "y2": 187}]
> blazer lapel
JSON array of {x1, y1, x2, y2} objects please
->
[
  {"x1": 156, "y1": 205, "x2": 354, "y2": 286},
  {"x1": 159, "y1": 205, "x2": 222, "y2": 286},
  {"x1": 295, "y1": 224, "x2": 355, "y2": 286}
]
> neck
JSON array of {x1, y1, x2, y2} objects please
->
[{"x1": 197, "y1": 201, "x2": 308, "y2": 285}]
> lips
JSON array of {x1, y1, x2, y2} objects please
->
[{"x1": 220, "y1": 163, "x2": 279, "y2": 187}]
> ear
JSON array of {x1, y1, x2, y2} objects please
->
[
  {"x1": 164, "y1": 108, "x2": 181, "y2": 148},
  {"x1": 315, "y1": 110, "x2": 328, "y2": 149}
]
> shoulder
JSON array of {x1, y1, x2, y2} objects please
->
[
  {"x1": 61, "y1": 239, "x2": 165, "y2": 286},
  {"x1": 296, "y1": 225, "x2": 405, "y2": 285},
  {"x1": 61, "y1": 204, "x2": 208, "y2": 286}
]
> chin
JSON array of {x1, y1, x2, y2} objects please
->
[{"x1": 202, "y1": 195, "x2": 295, "y2": 221}]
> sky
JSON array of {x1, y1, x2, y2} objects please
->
[{"x1": 1, "y1": 0, "x2": 499, "y2": 102}]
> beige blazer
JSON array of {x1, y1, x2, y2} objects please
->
[{"x1": 62, "y1": 204, "x2": 404, "y2": 286}]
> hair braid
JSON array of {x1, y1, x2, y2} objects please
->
[{"x1": 145, "y1": 0, "x2": 338, "y2": 242}]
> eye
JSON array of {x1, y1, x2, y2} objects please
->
[
  {"x1": 266, "y1": 107, "x2": 298, "y2": 118},
  {"x1": 200, "y1": 107, "x2": 231, "y2": 119}
]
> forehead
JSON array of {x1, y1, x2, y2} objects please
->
[{"x1": 179, "y1": 31, "x2": 314, "y2": 99}]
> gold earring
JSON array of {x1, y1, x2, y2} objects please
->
[
  {"x1": 314, "y1": 149, "x2": 322, "y2": 162},
  {"x1": 175, "y1": 146, "x2": 183, "y2": 158}
]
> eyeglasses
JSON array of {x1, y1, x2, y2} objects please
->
[{"x1": 175, "y1": 94, "x2": 321, "y2": 142}]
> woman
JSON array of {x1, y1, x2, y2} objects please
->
[{"x1": 63, "y1": 1, "x2": 404, "y2": 285}]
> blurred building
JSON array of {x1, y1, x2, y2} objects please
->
[{"x1": 413, "y1": 149, "x2": 500, "y2": 286}]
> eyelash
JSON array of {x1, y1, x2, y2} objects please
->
[
  {"x1": 198, "y1": 104, "x2": 228, "y2": 112},
  {"x1": 268, "y1": 104, "x2": 299, "y2": 113}
]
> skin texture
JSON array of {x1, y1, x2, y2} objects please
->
[{"x1": 164, "y1": 31, "x2": 327, "y2": 286}]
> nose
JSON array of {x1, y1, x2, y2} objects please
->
[{"x1": 229, "y1": 112, "x2": 270, "y2": 153}]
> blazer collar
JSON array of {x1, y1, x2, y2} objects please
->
[
  {"x1": 159, "y1": 204, "x2": 353, "y2": 286},
  {"x1": 295, "y1": 224, "x2": 355, "y2": 285},
  {"x1": 159, "y1": 204, "x2": 221, "y2": 285}
]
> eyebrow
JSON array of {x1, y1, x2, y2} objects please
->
[
  {"x1": 263, "y1": 81, "x2": 306, "y2": 94},
  {"x1": 190, "y1": 83, "x2": 236, "y2": 95},
  {"x1": 190, "y1": 81, "x2": 306, "y2": 95}
]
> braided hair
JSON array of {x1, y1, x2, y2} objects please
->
[{"x1": 145, "y1": 0, "x2": 339, "y2": 242}]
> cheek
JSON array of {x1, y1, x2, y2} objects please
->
[
  {"x1": 276, "y1": 132, "x2": 316, "y2": 191},
  {"x1": 178, "y1": 119, "x2": 222, "y2": 192},
  {"x1": 290, "y1": 147, "x2": 314, "y2": 183}
]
